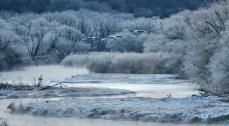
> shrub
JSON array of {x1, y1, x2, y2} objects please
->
[{"x1": 62, "y1": 52, "x2": 181, "y2": 74}]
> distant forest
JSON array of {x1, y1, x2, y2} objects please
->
[
  {"x1": 0, "y1": 0, "x2": 217, "y2": 17},
  {"x1": 1, "y1": 0, "x2": 228, "y2": 94}
]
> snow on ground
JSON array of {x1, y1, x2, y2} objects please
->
[
  {"x1": 63, "y1": 74, "x2": 184, "y2": 84},
  {"x1": 8, "y1": 96, "x2": 229, "y2": 124},
  {"x1": 0, "y1": 119, "x2": 7, "y2": 126},
  {"x1": 0, "y1": 86, "x2": 135, "y2": 99}
]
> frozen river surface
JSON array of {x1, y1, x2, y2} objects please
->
[{"x1": 64, "y1": 74, "x2": 199, "y2": 98}]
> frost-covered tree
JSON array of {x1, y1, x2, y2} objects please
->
[
  {"x1": 106, "y1": 31, "x2": 148, "y2": 52},
  {"x1": 143, "y1": 15, "x2": 188, "y2": 74},
  {"x1": 44, "y1": 25, "x2": 87, "y2": 58},
  {"x1": 120, "y1": 17, "x2": 162, "y2": 34},
  {"x1": 44, "y1": 11, "x2": 79, "y2": 28},
  {"x1": 183, "y1": 2, "x2": 229, "y2": 91},
  {"x1": 0, "y1": 0, "x2": 214, "y2": 17},
  {"x1": 26, "y1": 18, "x2": 50, "y2": 60},
  {"x1": 210, "y1": 46, "x2": 229, "y2": 95},
  {"x1": 0, "y1": 29, "x2": 27, "y2": 70},
  {"x1": 56, "y1": 26, "x2": 86, "y2": 57},
  {"x1": 144, "y1": 14, "x2": 187, "y2": 54},
  {"x1": 209, "y1": 22, "x2": 229, "y2": 94}
]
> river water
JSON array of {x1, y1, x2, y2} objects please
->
[{"x1": 0, "y1": 65, "x2": 227, "y2": 126}]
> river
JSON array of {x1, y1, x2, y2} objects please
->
[{"x1": 0, "y1": 65, "x2": 227, "y2": 126}]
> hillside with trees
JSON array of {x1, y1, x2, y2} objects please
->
[
  {"x1": 0, "y1": 0, "x2": 228, "y2": 95},
  {"x1": 0, "y1": 0, "x2": 216, "y2": 17}
]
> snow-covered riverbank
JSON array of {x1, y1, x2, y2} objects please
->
[
  {"x1": 0, "y1": 84, "x2": 135, "y2": 99},
  {"x1": 8, "y1": 96, "x2": 229, "y2": 124},
  {"x1": 0, "y1": 119, "x2": 7, "y2": 126},
  {"x1": 1, "y1": 65, "x2": 228, "y2": 125}
]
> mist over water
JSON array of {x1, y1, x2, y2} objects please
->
[
  {"x1": 0, "y1": 65, "x2": 199, "y2": 98},
  {"x1": 0, "y1": 0, "x2": 228, "y2": 125},
  {"x1": 0, "y1": 65, "x2": 225, "y2": 126},
  {"x1": 0, "y1": 65, "x2": 88, "y2": 85}
]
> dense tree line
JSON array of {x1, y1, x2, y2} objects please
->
[
  {"x1": 144, "y1": 1, "x2": 229, "y2": 95},
  {"x1": 0, "y1": 10, "x2": 151, "y2": 70},
  {"x1": 0, "y1": 0, "x2": 216, "y2": 17},
  {"x1": 62, "y1": 1, "x2": 229, "y2": 95},
  {"x1": 0, "y1": 0, "x2": 229, "y2": 95}
]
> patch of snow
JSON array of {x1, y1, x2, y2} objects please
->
[
  {"x1": 0, "y1": 87, "x2": 135, "y2": 99},
  {"x1": 0, "y1": 119, "x2": 7, "y2": 126},
  {"x1": 8, "y1": 96, "x2": 229, "y2": 123}
]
